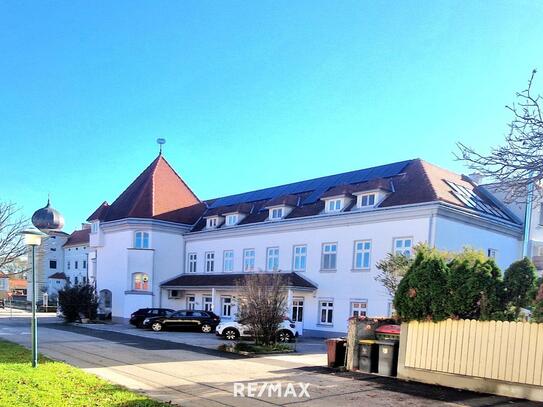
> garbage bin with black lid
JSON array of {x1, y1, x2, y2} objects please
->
[
  {"x1": 325, "y1": 338, "x2": 347, "y2": 368},
  {"x1": 376, "y1": 340, "x2": 399, "y2": 376},
  {"x1": 358, "y1": 339, "x2": 378, "y2": 373}
]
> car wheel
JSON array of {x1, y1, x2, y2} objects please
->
[
  {"x1": 224, "y1": 328, "x2": 239, "y2": 340},
  {"x1": 151, "y1": 322, "x2": 163, "y2": 332},
  {"x1": 277, "y1": 330, "x2": 293, "y2": 343},
  {"x1": 201, "y1": 323, "x2": 213, "y2": 333}
]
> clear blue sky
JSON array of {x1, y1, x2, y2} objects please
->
[{"x1": 1, "y1": 1, "x2": 542, "y2": 232}]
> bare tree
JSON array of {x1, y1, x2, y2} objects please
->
[
  {"x1": 457, "y1": 69, "x2": 543, "y2": 202},
  {"x1": 236, "y1": 273, "x2": 288, "y2": 346},
  {"x1": 0, "y1": 202, "x2": 28, "y2": 273},
  {"x1": 374, "y1": 252, "x2": 413, "y2": 297}
]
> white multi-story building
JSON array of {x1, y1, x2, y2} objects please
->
[{"x1": 87, "y1": 154, "x2": 524, "y2": 336}]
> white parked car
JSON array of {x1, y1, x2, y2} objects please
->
[{"x1": 215, "y1": 318, "x2": 298, "y2": 342}]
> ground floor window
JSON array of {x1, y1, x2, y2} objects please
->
[
  {"x1": 132, "y1": 272, "x2": 149, "y2": 291},
  {"x1": 319, "y1": 300, "x2": 334, "y2": 325},
  {"x1": 186, "y1": 295, "x2": 196, "y2": 310},
  {"x1": 169, "y1": 290, "x2": 181, "y2": 299},
  {"x1": 203, "y1": 296, "x2": 213, "y2": 312},
  {"x1": 292, "y1": 299, "x2": 304, "y2": 322},
  {"x1": 350, "y1": 301, "x2": 367, "y2": 317},
  {"x1": 221, "y1": 297, "x2": 232, "y2": 317}
]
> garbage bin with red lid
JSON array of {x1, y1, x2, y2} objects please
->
[
  {"x1": 375, "y1": 324, "x2": 401, "y2": 340},
  {"x1": 325, "y1": 338, "x2": 347, "y2": 368}
]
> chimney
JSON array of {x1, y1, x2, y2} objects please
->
[
  {"x1": 469, "y1": 173, "x2": 484, "y2": 185},
  {"x1": 81, "y1": 223, "x2": 91, "y2": 230}
]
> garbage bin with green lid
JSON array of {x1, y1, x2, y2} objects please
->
[
  {"x1": 325, "y1": 338, "x2": 347, "y2": 368},
  {"x1": 358, "y1": 339, "x2": 378, "y2": 373},
  {"x1": 376, "y1": 340, "x2": 399, "y2": 376}
]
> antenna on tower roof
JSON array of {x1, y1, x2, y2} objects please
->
[{"x1": 157, "y1": 138, "x2": 166, "y2": 154}]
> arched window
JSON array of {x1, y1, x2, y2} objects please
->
[
  {"x1": 133, "y1": 273, "x2": 149, "y2": 291},
  {"x1": 134, "y1": 231, "x2": 149, "y2": 249}
]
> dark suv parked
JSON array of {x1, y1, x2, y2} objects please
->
[
  {"x1": 142, "y1": 309, "x2": 220, "y2": 333},
  {"x1": 130, "y1": 308, "x2": 175, "y2": 328}
]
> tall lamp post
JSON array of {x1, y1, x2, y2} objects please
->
[{"x1": 21, "y1": 228, "x2": 45, "y2": 368}]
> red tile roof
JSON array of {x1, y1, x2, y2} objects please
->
[
  {"x1": 88, "y1": 155, "x2": 201, "y2": 223},
  {"x1": 89, "y1": 155, "x2": 519, "y2": 230},
  {"x1": 63, "y1": 228, "x2": 90, "y2": 247}
]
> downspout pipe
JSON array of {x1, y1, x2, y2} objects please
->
[{"x1": 522, "y1": 178, "x2": 534, "y2": 258}]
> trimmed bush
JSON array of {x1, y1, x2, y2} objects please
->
[
  {"x1": 502, "y1": 257, "x2": 537, "y2": 311},
  {"x1": 446, "y1": 248, "x2": 503, "y2": 320},
  {"x1": 394, "y1": 247, "x2": 450, "y2": 322},
  {"x1": 531, "y1": 285, "x2": 543, "y2": 323},
  {"x1": 58, "y1": 284, "x2": 99, "y2": 322}
]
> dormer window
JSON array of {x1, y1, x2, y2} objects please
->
[
  {"x1": 270, "y1": 207, "x2": 284, "y2": 220},
  {"x1": 358, "y1": 193, "x2": 376, "y2": 208},
  {"x1": 206, "y1": 217, "x2": 219, "y2": 229},
  {"x1": 225, "y1": 214, "x2": 238, "y2": 226},
  {"x1": 327, "y1": 199, "x2": 343, "y2": 213}
]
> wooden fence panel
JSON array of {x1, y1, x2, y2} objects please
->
[{"x1": 404, "y1": 319, "x2": 543, "y2": 386}]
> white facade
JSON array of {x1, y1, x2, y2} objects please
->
[
  {"x1": 64, "y1": 242, "x2": 90, "y2": 286},
  {"x1": 90, "y1": 202, "x2": 522, "y2": 336}
]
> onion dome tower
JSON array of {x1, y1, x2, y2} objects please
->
[{"x1": 31, "y1": 198, "x2": 65, "y2": 232}]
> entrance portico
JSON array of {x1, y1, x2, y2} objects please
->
[{"x1": 160, "y1": 272, "x2": 317, "y2": 334}]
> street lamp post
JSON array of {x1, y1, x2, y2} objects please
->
[{"x1": 21, "y1": 228, "x2": 45, "y2": 368}]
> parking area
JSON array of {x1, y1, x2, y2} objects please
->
[{"x1": 71, "y1": 319, "x2": 328, "y2": 357}]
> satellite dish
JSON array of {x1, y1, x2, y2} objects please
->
[{"x1": 156, "y1": 138, "x2": 166, "y2": 153}]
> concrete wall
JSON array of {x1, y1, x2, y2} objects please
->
[{"x1": 397, "y1": 319, "x2": 543, "y2": 402}]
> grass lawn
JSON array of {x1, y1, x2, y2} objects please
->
[{"x1": 0, "y1": 339, "x2": 169, "y2": 407}]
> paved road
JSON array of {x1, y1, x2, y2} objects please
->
[{"x1": 0, "y1": 311, "x2": 537, "y2": 407}]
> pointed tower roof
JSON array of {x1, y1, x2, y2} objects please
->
[{"x1": 89, "y1": 155, "x2": 201, "y2": 223}]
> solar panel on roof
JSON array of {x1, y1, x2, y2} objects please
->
[{"x1": 209, "y1": 160, "x2": 412, "y2": 208}]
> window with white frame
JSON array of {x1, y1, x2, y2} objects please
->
[
  {"x1": 221, "y1": 297, "x2": 232, "y2": 317},
  {"x1": 187, "y1": 253, "x2": 197, "y2": 273},
  {"x1": 243, "y1": 249, "x2": 255, "y2": 271},
  {"x1": 350, "y1": 301, "x2": 367, "y2": 317},
  {"x1": 134, "y1": 231, "x2": 149, "y2": 249},
  {"x1": 292, "y1": 299, "x2": 304, "y2": 322},
  {"x1": 225, "y1": 214, "x2": 238, "y2": 226},
  {"x1": 91, "y1": 222, "x2": 99, "y2": 233},
  {"x1": 132, "y1": 272, "x2": 149, "y2": 291},
  {"x1": 321, "y1": 243, "x2": 337, "y2": 270},
  {"x1": 205, "y1": 252, "x2": 215, "y2": 272},
  {"x1": 353, "y1": 240, "x2": 371, "y2": 270},
  {"x1": 270, "y1": 207, "x2": 284, "y2": 220},
  {"x1": 292, "y1": 245, "x2": 307, "y2": 271},
  {"x1": 487, "y1": 248, "x2": 497, "y2": 259},
  {"x1": 186, "y1": 295, "x2": 196, "y2": 310},
  {"x1": 223, "y1": 250, "x2": 234, "y2": 272},
  {"x1": 393, "y1": 238, "x2": 413, "y2": 257},
  {"x1": 83, "y1": 260, "x2": 87, "y2": 269},
  {"x1": 319, "y1": 300, "x2": 334, "y2": 325},
  {"x1": 358, "y1": 193, "x2": 376, "y2": 208},
  {"x1": 326, "y1": 199, "x2": 342, "y2": 213},
  {"x1": 75, "y1": 261, "x2": 78, "y2": 269},
  {"x1": 206, "y1": 217, "x2": 219, "y2": 229},
  {"x1": 203, "y1": 296, "x2": 213, "y2": 312},
  {"x1": 266, "y1": 247, "x2": 279, "y2": 271},
  {"x1": 67, "y1": 261, "x2": 71, "y2": 270}
]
